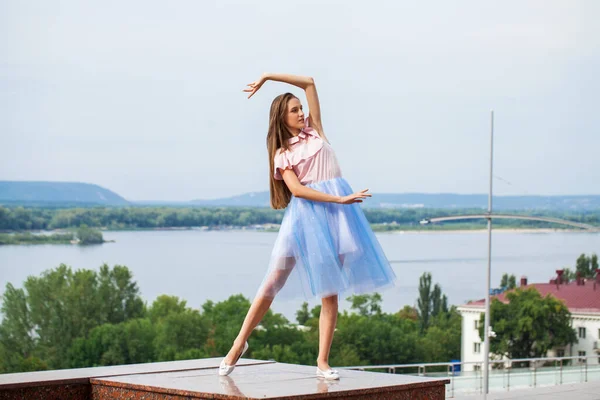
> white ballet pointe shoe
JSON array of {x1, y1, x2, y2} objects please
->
[
  {"x1": 218, "y1": 341, "x2": 249, "y2": 376},
  {"x1": 316, "y1": 366, "x2": 340, "y2": 380}
]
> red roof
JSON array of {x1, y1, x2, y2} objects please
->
[{"x1": 465, "y1": 282, "x2": 600, "y2": 313}]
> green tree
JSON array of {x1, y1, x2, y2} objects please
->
[
  {"x1": 347, "y1": 293, "x2": 382, "y2": 316},
  {"x1": 68, "y1": 318, "x2": 157, "y2": 368},
  {"x1": 296, "y1": 302, "x2": 310, "y2": 325},
  {"x1": 574, "y1": 253, "x2": 598, "y2": 279},
  {"x1": 0, "y1": 264, "x2": 145, "y2": 371},
  {"x1": 329, "y1": 344, "x2": 364, "y2": 367},
  {"x1": 149, "y1": 295, "x2": 188, "y2": 323},
  {"x1": 479, "y1": 288, "x2": 577, "y2": 359},
  {"x1": 0, "y1": 284, "x2": 35, "y2": 372},
  {"x1": 500, "y1": 273, "x2": 517, "y2": 289},
  {"x1": 68, "y1": 323, "x2": 128, "y2": 367},
  {"x1": 397, "y1": 305, "x2": 418, "y2": 321},
  {"x1": 417, "y1": 273, "x2": 448, "y2": 332},
  {"x1": 76, "y1": 224, "x2": 104, "y2": 244},
  {"x1": 417, "y1": 273, "x2": 432, "y2": 332},
  {"x1": 154, "y1": 310, "x2": 210, "y2": 361},
  {"x1": 97, "y1": 264, "x2": 146, "y2": 324},
  {"x1": 431, "y1": 284, "x2": 447, "y2": 317},
  {"x1": 201, "y1": 295, "x2": 252, "y2": 357},
  {"x1": 576, "y1": 254, "x2": 592, "y2": 278},
  {"x1": 419, "y1": 308, "x2": 461, "y2": 363},
  {"x1": 250, "y1": 344, "x2": 302, "y2": 364},
  {"x1": 334, "y1": 312, "x2": 419, "y2": 365},
  {"x1": 562, "y1": 268, "x2": 576, "y2": 282},
  {"x1": 310, "y1": 305, "x2": 322, "y2": 319}
]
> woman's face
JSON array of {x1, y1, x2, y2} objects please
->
[{"x1": 285, "y1": 97, "x2": 305, "y2": 133}]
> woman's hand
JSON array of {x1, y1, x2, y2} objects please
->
[
  {"x1": 243, "y1": 74, "x2": 268, "y2": 99},
  {"x1": 338, "y1": 189, "x2": 372, "y2": 204}
]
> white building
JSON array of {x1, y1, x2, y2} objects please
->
[{"x1": 457, "y1": 273, "x2": 600, "y2": 372}]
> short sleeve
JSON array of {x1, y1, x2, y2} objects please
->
[{"x1": 273, "y1": 150, "x2": 294, "y2": 180}]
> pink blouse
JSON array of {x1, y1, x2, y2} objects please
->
[{"x1": 273, "y1": 118, "x2": 342, "y2": 185}]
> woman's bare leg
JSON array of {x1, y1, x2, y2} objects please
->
[
  {"x1": 317, "y1": 294, "x2": 338, "y2": 370},
  {"x1": 223, "y1": 257, "x2": 295, "y2": 365},
  {"x1": 316, "y1": 254, "x2": 344, "y2": 370},
  {"x1": 223, "y1": 295, "x2": 273, "y2": 365}
]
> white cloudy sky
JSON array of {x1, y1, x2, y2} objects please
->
[{"x1": 1, "y1": 1, "x2": 598, "y2": 201}]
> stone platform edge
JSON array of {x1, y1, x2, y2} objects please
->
[
  {"x1": 0, "y1": 358, "x2": 275, "y2": 390},
  {"x1": 90, "y1": 376, "x2": 450, "y2": 400}
]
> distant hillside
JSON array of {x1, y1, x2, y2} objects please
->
[
  {"x1": 0, "y1": 181, "x2": 129, "y2": 206},
  {"x1": 1, "y1": 181, "x2": 598, "y2": 210},
  {"x1": 189, "y1": 192, "x2": 271, "y2": 207},
  {"x1": 371, "y1": 193, "x2": 600, "y2": 210},
  {"x1": 189, "y1": 192, "x2": 600, "y2": 210}
]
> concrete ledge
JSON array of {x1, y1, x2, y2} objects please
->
[
  {"x1": 92, "y1": 361, "x2": 449, "y2": 399},
  {"x1": 0, "y1": 358, "x2": 449, "y2": 400}
]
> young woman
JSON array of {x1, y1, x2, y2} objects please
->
[{"x1": 219, "y1": 73, "x2": 397, "y2": 380}]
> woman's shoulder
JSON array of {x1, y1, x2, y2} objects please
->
[{"x1": 307, "y1": 115, "x2": 329, "y2": 144}]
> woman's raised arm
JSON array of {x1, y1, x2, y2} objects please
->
[{"x1": 244, "y1": 73, "x2": 327, "y2": 141}]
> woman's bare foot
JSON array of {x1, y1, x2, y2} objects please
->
[{"x1": 223, "y1": 340, "x2": 246, "y2": 366}]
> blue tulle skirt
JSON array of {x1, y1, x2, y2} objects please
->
[{"x1": 256, "y1": 177, "x2": 397, "y2": 300}]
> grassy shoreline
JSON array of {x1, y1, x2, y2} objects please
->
[
  {"x1": 0, "y1": 227, "x2": 108, "y2": 245},
  {"x1": 1, "y1": 225, "x2": 593, "y2": 245}
]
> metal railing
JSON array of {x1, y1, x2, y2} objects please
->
[{"x1": 340, "y1": 355, "x2": 600, "y2": 398}]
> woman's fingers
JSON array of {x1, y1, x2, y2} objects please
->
[
  {"x1": 345, "y1": 190, "x2": 371, "y2": 203},
  {"x1": 244, "y1": 81, "x2": 262, "y2": 99},
  {"x1": 244, "y1": 87, "x2": 257, "y2": 98},
  {"x1": 339, "y1": 189, "x2": 373, "y2": 204}
]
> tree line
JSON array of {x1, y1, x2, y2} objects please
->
[
  {"x1": 0, "y1": 225, "x2": 104, "y2": 245},
  {"x1": 0, "y1": 264, "x2": 461, "y2": 373},
  {"x1": 1, "y1": 205, "x2": 598, "y2": 231},
  {"x1": 1, "y1": 260, "x2": 583, "y2": 374}
]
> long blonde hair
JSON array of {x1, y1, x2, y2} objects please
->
[{"x1": 267, "y1": 93, "x2": 298, "y2": 209}]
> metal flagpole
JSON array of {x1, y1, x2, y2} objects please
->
[{"x1": 483, "y1": 110, "x2": 494, "y2": 396}]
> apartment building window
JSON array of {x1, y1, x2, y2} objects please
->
[
  {"x1": 474, "y1": 342, "x2": 481, "y2": 354},
  {"x1": 578, "y1": 327, "x2": 586, "y2": 339},
  {"x1": 556, "y1": 349, "x2": 565, "y2": 358},
  {"x1": 579, "y1": 351, "x2": 586, "y2": 363}
]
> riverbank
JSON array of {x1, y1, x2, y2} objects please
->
[
  {"x1": 0, "y1": 233, "x2": 115, "y2": 245},
  {"x1": 0, "y1": 225, "x2": 595, "y2": 245},
  {"x1": 388, "y1": 228, "x2": 591, "y2": 234},
  {"x1": 3, "y1": 226, "x2": 592, "y2": 235},
  {"x1": 0, "y1": 227, "x2": 110, "y2": 245}
]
